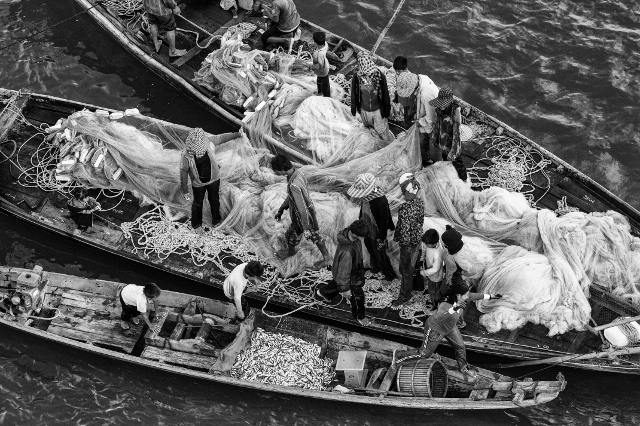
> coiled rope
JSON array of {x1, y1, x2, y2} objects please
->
[{"x1": 468, "y1": 136, "x2": 552, "y2": 206}]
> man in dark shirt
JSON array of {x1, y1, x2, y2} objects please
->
[
  {"x1": 180, "y1": 128, "x2": 238, "y2": 231},
  {"x1": 350, "y1": 53, "x2": 393, "y2": 142},
  {"x1": 392, "y1": 172, "x2": 425, "y2": 307},
  {"x1": 347, "y1": 173, "x2": 396, "y2": 281}
]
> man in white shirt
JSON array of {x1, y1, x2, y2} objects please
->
[
  {"x1": 420, "y1": 229, "x2": 456, "y2": 314},
  {"x1": 223, "y1": 260, "x2": 264, "y2": 321},
  {"x1": 119, "y1": 283, "x2": 161, "y2": 330}
]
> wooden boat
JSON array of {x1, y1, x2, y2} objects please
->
[
  {"x1": 1, "y1": 88, "x2": 640, "y2": 375},
  {"x1": 0, "y1": 265, "x2": 566, "y2": 409}
]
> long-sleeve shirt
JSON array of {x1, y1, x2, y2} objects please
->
[
  {"x1": 278, "y1": 168, "x2": 320, "y2": 233},
  {"x1": 332, "y1": 228, "x2": 365, "y2": 291},
  {"x1": 415, "y1": 75, "x2": 439, "y2": 134},
  {"x1": 143, "y1": 0, "x2": 177, "y2": 16},
  {"x1": 393, "y1": 198, "x2": 424, "y2": 247},
  {"x1": 359, "y1": 196, "x2": 395, "y2": 240}
]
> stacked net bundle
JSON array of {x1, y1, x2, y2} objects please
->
[
  {"x1": 43, "y1": 111, "x2": 194, "y2": 210},
  {"x1": 231, "y1": 328, "x2": 334, "y2": 390}
]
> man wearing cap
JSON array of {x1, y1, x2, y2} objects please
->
[
  {"x1": 271, "y1": 154, "x2": 332, "y2": 269},
  {"x1": 347, "y1": 173, "x2": 396, "y2": 281},
  {"x1": 316, "y1": 220, "x2": 371, "y2": 326},
  {"x1": 392, "y1": 172, "x2": 425, "y2": 307},
  {"x1": 180, "y1": 128, "x2": 239, "y2": 231},
  {"x1": 395, "y1": 71, "x2": 439, "y2": 166},
  {"x1": 384, "y1": 56, "x2": 409, "y2": 121},
  {"x1": 429, "y1": 86, "x2": 468, "y2": 181},
  {"x1": 351, "y1": 53, "x2": 394, "y2": 142}
]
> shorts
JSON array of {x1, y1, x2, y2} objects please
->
[
  {"x1": 147, "y1": 12, "x2": 176, "y2": 32},
  {"x1": 285, "y1": 225, "x2": 323, "y2": 247}
]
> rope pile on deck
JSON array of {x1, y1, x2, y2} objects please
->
[{"x1": 231, "y1": 328, "x2": 334, "y2": 390}]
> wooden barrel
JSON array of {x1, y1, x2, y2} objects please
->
[{"x1": 395, "y1": 358, "x2": 449, "y2": 397}]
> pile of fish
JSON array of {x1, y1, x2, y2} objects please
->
[{"x1": 231, "y1": 328, "x2": 335, "y2": 390}]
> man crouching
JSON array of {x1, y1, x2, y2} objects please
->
[{"x1": 316, "y1": 220, "x2": 371, "y2": 326}]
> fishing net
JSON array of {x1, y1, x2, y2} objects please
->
[
  {"x1": 15, "y1": 86, "x2": 640, "y2": 337},
  {"x1": 194, "y1": 35, "x2": 397, "y2": 167}
]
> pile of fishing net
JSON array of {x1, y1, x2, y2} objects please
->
[
  {"x1": 38, "y1": 104, "x2": 640, "y2": 337},
  {"x1": 230, "y1": 328, "x2": 334, "y2": 390},
  {"x1": 193, "y1": 34, "x2": 402, "y2": 166},
  {"x1": 43, "y1": 110, "x2": 190, "y2": 208}
]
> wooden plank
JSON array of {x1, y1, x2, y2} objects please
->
[
  {"x1": 172, "y1": 34, "x2": 216, "y2": 67},
  {"x1": 48, "y1": 315, "x2": 139, "y2": 353},
  {"x1": 170, "y1": 323, "x2": 187, "y2": 340},
  {"x1": 469, "y1": 376, "x2": 493, "y2": 401},
  {"x1": 141, "y1": 345, "x2": 215, "y2": 370}
]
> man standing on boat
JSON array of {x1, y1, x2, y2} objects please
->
[
  {"x1": 350, "y1": 53, "x2": 394, "y2": 142},
  {"x1": 429, "y1": 87, "x2": 468, "y2": 181},
  {"x1": 254, "y1": 0, "x2": 301, "y2": 49},
  {"x1": 391, "y1": 172, "x2": 425, "y2": 307},
  {"x1": 420, "y1": 228, "x2": 456, "y2": 314},
  {"x1": 316, "y1": 220, "x2": 371, "y2": 326},
  {"x1": 180, "y1": 128, "x2": 238, "y2": 232},
  {"x1": 143, "y1": 0, "x2": 187, "y2": 58},
  {"x1": 347, "y1": 173, "x2": 396, "y2": 282},
  {"x1": 395, "y1": 70, "x2": 439, "y2": 167},
  {"x1": 272, "y1": 154, "x2": 332, "y2": 269},
  {"x1": 119, "y1": 283, "x2": 162, "y2": 331}
]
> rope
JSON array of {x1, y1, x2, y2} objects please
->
[
  {"x1": 371, "y1": 0, "x2": 408, "y2": 55},
  {"x1": 468, "y1": 136, "x2": 552, "y2": 207},
  {"x1": 619, "y1": 321, "x2": 640, "y2": 345}
]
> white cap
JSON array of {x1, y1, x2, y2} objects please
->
[{"x1": 399, "y1": 172, "x2": 414, "y2": 185}]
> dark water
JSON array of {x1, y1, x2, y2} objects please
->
[{"x1": 1, "y1": 0, "x2": 640, "y2": 423}]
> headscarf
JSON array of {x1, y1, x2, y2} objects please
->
[
  {"x1": 441, "y1": 224, "x2": 464, "y2": 255},
  {"x1": 185, "y1": 128, "x2": 209, "y2": 157},
  {"x1": 357, "y1": 52, "x2": 381, "y2": 92},
  {"x1": 398, "y1": 172, "x2": 420, "y2": 199},
  {"x1": 396, "y1": 71, "x2": 419, "y2": 98}
]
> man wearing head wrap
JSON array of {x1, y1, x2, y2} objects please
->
[
  {"x1": 180, "y1": 128, "x2": 239, "y2": 231},
  {"x1": 429, "y1": 86, "x2": 467, "y2": 181},
  {"x1": 347, "y1": 173, "x2": 397, "y2": 281},
  {"x1": 350, "y1": 53, "x2": 394, "y2": 142},
  {"x1": 395, "y1": 70, "x2": 440, "y2": 166},
  {"x1": 391, "y1": 172, "x2": 425, "y2": 307}
]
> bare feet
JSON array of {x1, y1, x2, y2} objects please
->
[{"x1": 154, "y1": 39, "x2": 162, "y2": 52}]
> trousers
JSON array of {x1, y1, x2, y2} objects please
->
[
  {"x1": 191, "y1": 179, "x2": 220, "y2": 228},
  {"x1": 320, "y1": 280, "x2": 366, "y2": 320}
]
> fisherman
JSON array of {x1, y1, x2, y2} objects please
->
[
  {"x1": 420, "y1": 228, "x2": 456, "y2": 314},
  {"x1": 395, "y1": 71, "x2": 439, "y2": 166},
  {"x1": 350, "y1": 53, "x2": 394, "y2": 142},
  {"x1": 180, "y1": 128, "x2": 238, "y2": 232},
  {"x1": 272, "y1": 154, "x2": 332, "y2": 269},
  {"x1": 254, "y1": 0, "x2": 301, "y2": 49},
  {"x1": 143, "y1": 0, "x2": 187, "y2": 57},
  {"x1": 441, "y1": 224, "x2": 496, "y2": 328},
  {"x1": 310, "y1": 31, "x2": 331, "y2": 97},
  {"x1": 67, "y1": 187, "x2": 101, "y2": 232},
  {"x1": 347, "y1": 173, "x2": 396, "y2": 282},
  {"x1": 223, "y1": 260, "x2": 264, "y2": 321},
  {"x1": 385, "y1": 56, "x2": 409, "y2": 121},
  {"x1": 119, "y1": 282, "x2": 161, "y2": 331},
  {"x1": 429, "y1": 86, "x2": 468, "y2": 180},
  {"x1": 393, "y1": 279, "x2": 502, "y2": 380},
  {"x1": 391, "y1": 172, "x2": 425, "y2": 307},
  {"x1": 316, "y1": 220, "x2": 371, "y2": 326}
]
